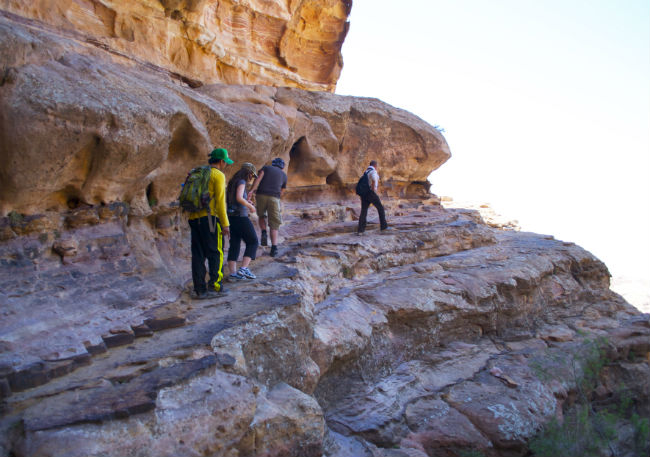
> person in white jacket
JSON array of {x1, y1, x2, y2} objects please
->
[{"x1": 357, "y1": 160, "x2": 388, "y2": 234}]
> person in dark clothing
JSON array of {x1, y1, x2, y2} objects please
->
[
  {"x1": 226, "y1": 162, "x2": 259, "y2": 280},
  {"x1": 188, "y1": 147, "x2": 232, "y2": 298},
  {"x1": 250, "y1": 157, "x2": 287, "y2": 257},
  {"x1": 357, "y1": 160, "x2": 388, "y2": 234}
]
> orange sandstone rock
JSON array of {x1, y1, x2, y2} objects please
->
[
  {"x1": 0, "y1": 0, "x2": 351, "y2": 91},
  {"x1": 0, "y1": 15, "x2": 450, "y2": 215}
]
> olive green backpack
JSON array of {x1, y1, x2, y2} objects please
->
[{"x1": 179, "y1": 166, "x2": 212, "y2": 213}]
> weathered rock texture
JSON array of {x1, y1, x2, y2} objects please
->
[
  {"x1": 0, "y1": 0, "x2": 351, "y2": 91},
  {"x1": 1, "y1": 7, "x2": 649, "y2": 457},
  {"x1": 0, "y1": 13, "x2": 447, "y2": 216},
  {"x1": 1, "y1": 199, "x2": 648, "y2": 457}
]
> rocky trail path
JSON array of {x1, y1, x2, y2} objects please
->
[
  {"x1": 2, "y1": 202, "x2": 461, "y2": 430},
  {"x1": 1, "y1": 200, "x2": 648, "y2": 457},
  {"x1": 2, "y1": 7, "x2": 645, "y2": 454},
  {"x1": 2, "y1": 243, "x2": 301, "y2": 433}
]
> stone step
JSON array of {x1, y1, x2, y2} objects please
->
[
  {"x1": 304, "y1": 231, "x2": 640, "y2": 454},
  {"x1": 2, "y1": 206, "x2": 646, "y2": 457},
  {"x1": 311, "y1": 231, "x2": 621, "y2": 386},
  {"x1": 0, "y1": 203, "x2": 486, "y2": 398},
  {"x1": 209, "y1": 217, "x2": 624, "y2": 399},
  {"x1": 1, "y1": 259, "x2": 303, "y2": 432}
]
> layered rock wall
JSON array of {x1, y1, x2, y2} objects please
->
[
  {"x1": 2, "y1": 199, "x2": 648, "y2": 457},
  {"x1": 0, "y1": 0, "x2": 351, "y2": 91},
  {"x1": 0, "y1": 13, "x2": 448, "y2": 216},
  {"x1": 1, "y1": 5, "x2": 648, "y2": 457},
  {"x1": 0, "y1": 11, "x2": 449, "y2": 392}
]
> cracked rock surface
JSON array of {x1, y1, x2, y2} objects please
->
[
  {"x1": 1, "y1": 199, "x2": 647, "y2": 457},
  {"x1": 0, "y1": 8, "x2": 648, "y2": 455}
]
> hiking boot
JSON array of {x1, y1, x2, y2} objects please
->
[
  {"x1": 210, "y1": 282, "x2": 228, "y2": 293},
  {"x1": 238, "y1": 267, "x2": 256, "y2": 279},
  {"x1": 270, "y1": 245, "x2": 278, "y2": 257},
  {"x1": 229, "y1": 272, "x2": 244, "y2": 281},
  {"x1": 260, "y1": 230, "x2": 268, "y2": 247},
  {"x1": 193, "y1": 289, "x2": 218, "y2": 300}
]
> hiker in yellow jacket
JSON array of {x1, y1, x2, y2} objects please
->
[{"x1": 188, "y1": 148, "x2": 232, "y2": 298}]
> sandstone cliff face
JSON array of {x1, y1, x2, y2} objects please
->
[
  {"x1": 1, "y1": 6, "x2": 649, "y2": 457},
  {"x1": 0, "y1": 0, "x2": 351, "y2": 91},
  {"x1": 0, "y1": 13, "x2": 447, "y2": 217}
]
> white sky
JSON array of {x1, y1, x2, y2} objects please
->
[{"x1": 336, "y1": 0, "x2": 650, "y2": 282}]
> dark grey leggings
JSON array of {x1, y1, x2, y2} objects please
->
[
  {"x1": 358, "y1": 191, "x2": 387, "y2": 232},
  {"x1": 227, "y1": 216, "x2": 259, "y2": 261}
]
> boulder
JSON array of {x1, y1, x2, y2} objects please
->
[
  {"x1": 17, "y1": 369, "x2": 257, "y2": 457},
  {"x1": 243, "y1": 382, "x2": 326, "y2": 457}
]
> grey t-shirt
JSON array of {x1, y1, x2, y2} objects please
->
[
  {"x1": 229, "y1": 179, "x2": 249, "y2": 217},
  {"x1": 257, "y1": 165, "x2": 287, "y2": 198}
]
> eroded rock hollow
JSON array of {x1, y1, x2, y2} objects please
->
[
  {"x1": 0, "y1": 10, "x2": 447, "y2": 216},
  {"x1": 0, "y1": 0, "x2": 351, "y2": 91},
  {"x1": 0, "y1": 4, "x2": 648, "y2": 457}
]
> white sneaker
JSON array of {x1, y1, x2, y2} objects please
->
[{"x1": 238, "y1": 267, "x2": 256, "y2": 279}]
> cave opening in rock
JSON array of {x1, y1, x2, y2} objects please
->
[
  {"x1": 288, "y1": 137, "x2": 311, "y2": 177},
  {"x1": 60, "y1": 185, "x2": 84, "y2": 210},
  {"x1": 326, "y1": 171, "x2": 343, "y2": 186},
  {"x1": 146, "y1": 182, "x2": 157, "y2": 207},
  {"x1": 66, "y1": 197, "x2": 81, "y2": 209}
]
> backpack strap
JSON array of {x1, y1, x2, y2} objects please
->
[{"x1": 364, "y1": 168, "x2": 374, "y2": 187}]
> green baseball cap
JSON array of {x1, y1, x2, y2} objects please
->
[{"x1": 209, "y1": 148, "x2": 234, "y2": 164}]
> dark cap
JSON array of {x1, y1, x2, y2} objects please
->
[
  {"x1": 209, "y1": 148, "x2": 234, "y2": 164},
  {"x1": 271, "y1": 157, "x2": 285, "y2": 169}
]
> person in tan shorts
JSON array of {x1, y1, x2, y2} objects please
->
[
  {"x1": 256, "y1": 194, "x2": 282, "y2": 229},
  {"x1": 250, "y1": 158, "x2": 287, "y2": 257}
]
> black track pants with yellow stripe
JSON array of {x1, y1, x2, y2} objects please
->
[{"x1": 189, "y1": 215, "x2": 224, "y2": 293}]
